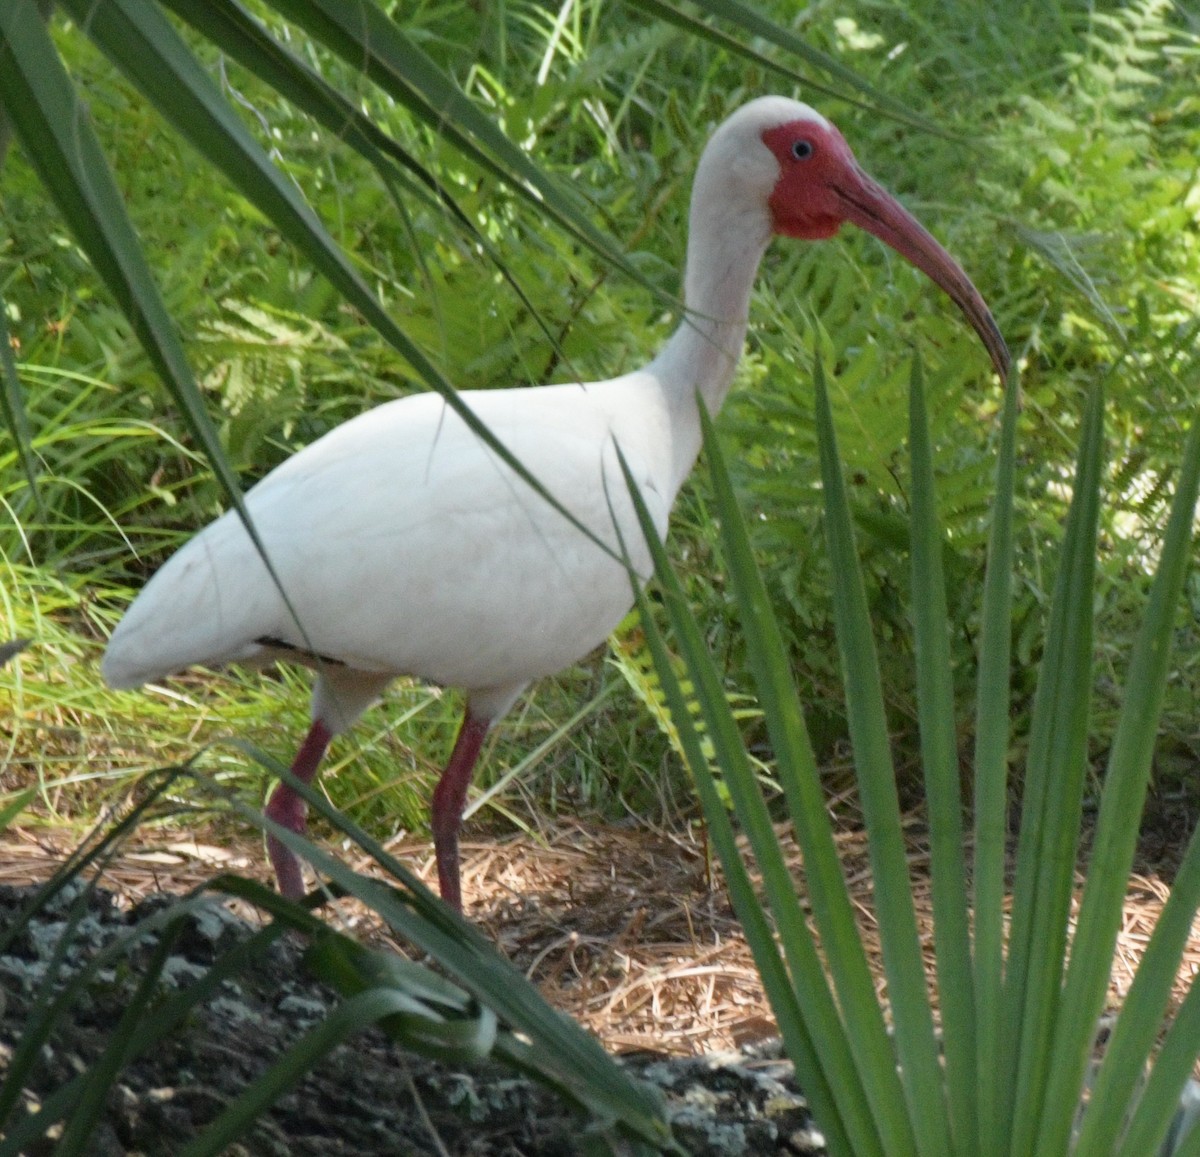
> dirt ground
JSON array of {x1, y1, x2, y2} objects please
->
[{"x1": 1, "y1": 810, "x2": 1198, "y2": 1153}]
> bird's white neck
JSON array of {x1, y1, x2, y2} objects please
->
[{"x1": 647, "y1": 185, "x2": 774, "y2": 489}]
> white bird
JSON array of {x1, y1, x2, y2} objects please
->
[{"x1": 103, "y1": 97, "x2": 1009, "y2": 911}]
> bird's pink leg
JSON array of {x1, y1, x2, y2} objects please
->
[
  {"x1": 430, "y1": 710, "x2": 490, "y2": 912},
  {"x1": 264, "y1": 719, "x2": 333, "y2": 899}
]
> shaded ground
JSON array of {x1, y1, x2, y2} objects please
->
[
  {"x1": 1, "y1": 811, "x2": 1198, "y2": 1153},
  {"x1": 0, "y1": 823, "x2": 826, "y2": 1155},
  {"x1": 0, "y1": 881, "x2": 822, "y2": 1155}
]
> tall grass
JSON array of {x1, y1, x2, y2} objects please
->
[
  {"x1": 3, "y1": 0, "x2": 1197, "y2": 817},
  {"x1": 628, "y1": 352, "x2": 1200, "y2": 1155}
]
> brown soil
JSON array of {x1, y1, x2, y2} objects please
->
[{"x1": 1, "y1": 810, "x2": 1197, "y2": 1154}]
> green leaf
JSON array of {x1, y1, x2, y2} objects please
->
[
  {"x1": 698, "y1": 401, "x2": 914, "y2": 1155},
  {"x1": 178, "y1": 986, "x2": 467, "y2": 1157},
  {"x1": 0, "y1": 1, "x2": 334, "y2": 662},
  {"x1": 1093, "y1": 821, "x2": 1200, "y2": 1156},
  {"x1": 814, "y1": 360, "x2": 951, "y2": 1156},
  {"x1": 616, "y1": 441, "x2": 866, "y2": 1157},
  {"x1": 265, "y1": 0, "x2": 650, "y2": 292},
  {"x1": 54, "y1": 922, "x2": 186, "y2": 1157},
  {"x1": 0, "y1": 891, "x2": 286, "y2": 1153},
  {"x1": 210, "y1": 809, "x2": 675, "y2": 1148},
  {"x1": 56, "y1": 0, "x2": 448, "y2": 400},
  {"x1": 1002, "y1": 382, "x2": 1105, "y2": 1155},
  {"x1": 1038, "y1": 408, "x2": 1200, "y2": 1152},
  {"x1": 685, "y1": 0, "x2": 946, "y2": 134},
  {"x1": 159, "y1": 0, "x2": 569, "y2": 363},
  {"x1": 0, "y1": 3, "x2": 242, "y2": 513},
  {"x1": 0, "y1": 786, "x2": 33, "y2": 831},
  {"x1": 971, "y1": 366, "x2": 1020, "y2": 1157},
  {"x1": 906, "y1": 356, "x2": 976, "y2": 1148},
  {"x1": 0, "y1": 296, "x2": 40, "y2": 515}
]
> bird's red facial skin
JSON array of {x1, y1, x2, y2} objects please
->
[
  {"x1": 762, "y1": 116, "x2": 1010, "y2": 378},
  {"x1": 763, "y1": 119, "x2": 860, "y2": 240}
]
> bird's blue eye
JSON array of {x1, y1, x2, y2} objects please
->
[{"x1": 791, "y1": 139, "x2": 814, "y2": 160}]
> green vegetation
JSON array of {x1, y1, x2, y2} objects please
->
[
  {"x1": 640, "y1": 356, "x2": 1200, "y2": 1155},
  {"x1": 1, "y1": 0, "x2": 1199, "y2": 1151},
  {"x1": 0, "y1": 4, "x2": 1182, "y2": 813},
  {"x1": 3, "y1": 2, "x2": 1197, "y2": 830}
]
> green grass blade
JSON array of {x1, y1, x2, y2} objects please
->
[
  {"x1": 0, "y1": 4, "x2": 243, "y2": 514},
  {"x1": 1079, "y1": 819, "x2": 1200, "y2": 1153},
  {"x1": 0, "y1": 768, "x2": 188, "y2": 958},
  {"x1": 53, "y1": 922, "x2": 186, "y2": 1157},
  {"x1": 178, "y1": 987, "x2": 454, "y2": 1157},
  {"x1": 617, "y1": 445, "x2": 873, "y2": 1157},
  {"x1": 0, "y1": 875, "x2": 107, "y2": 1133},
  {"x1": 53, "y1": 0, "x2": 622, "y2": 574},
  {"x1": 160, "y1": 0, "x2": 568, "y2": 365},
  {"x1": 697, "y1": 403, "x2": 915, "y2": 1155},
  {"x1": 1037, "y1": 411, "x2": 1200, "y2": 1153},
  {"x1": 0, "y1": 2, "x2": 332, "y2": 664},
  {"x1": 232, "y1": 713, "x2": 682, "y2": 1146},
  {"x1": 686, "y1": 0, "x2": 945, "y2": 133},
  {"x1": 0, "y1": 296, "x2": 40, "y2": 514},
  {"x1": 0, "y1": 914, "x2": 290, "y2": 1156},
  {"x1": 162, "y1": 0, "x2": 448, "y2": 208},
  {"x1": 813, "y1": 360, "x2": 952, "y2": 1156},
  {"x1": 633, "y1": 576, "x2": 862, "y2": 1157},
  {"x1": 212, "y1": 825, "x2": 673, "y2": 1147},
  {"x1": 907, "y1": 357, "x2": 976, "y2": 1149},
  {"x1": 211, "y1": 879, "x2": 677, "y2": 1150},
  {"x1": 1002, "y1": 383, "x2": 1105, "y2": 1156},
  {"x1": 1113, "y1": 966, "x2": 1200, "y2": 1157},
  {"x1": 267, "y1": 0, "x2": 652, "y2": 295},
  {"x1": 0, "y1": 786, "x2": 33, "y2": 832},
  {"x1": 972, "y1": 366, "x2": 1019, "y2": 1157},
  {"x1": 634, "y1": 0, "x2": 891, "y2": 114},
  {"x1": 0, "y1": 877, "x2": 249, "y2": 1137},
  {"x1": 306, "y1": 934, "x2": 479, "y2": 1012},
  {"x1": 59, "y1": 0, "x2": 449, "y2": 399}
]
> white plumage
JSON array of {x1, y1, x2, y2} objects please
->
[
  {"x1": 104, "y1": 378, "x2": 676, "y2": 720},
  {"x1": 104, "y1": 97, "x2": 1008, "y2": 910}
]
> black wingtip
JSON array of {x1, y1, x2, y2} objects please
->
[{"x1": 0, "y1": 638, "x2": 31, "y2": 666}]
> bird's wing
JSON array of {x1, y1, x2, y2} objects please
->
[{"x1": 103, "y1": 378, "x2": 676, "y2": 693}]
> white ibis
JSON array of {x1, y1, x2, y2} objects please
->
[{"x1": 103, "y1": 97, "x2": 1009, "y2": 911}]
